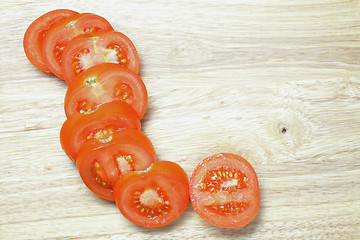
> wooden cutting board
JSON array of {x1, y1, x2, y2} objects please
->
[{"x1": 1, "y1": 1, "x2": 359, "y2": 239}]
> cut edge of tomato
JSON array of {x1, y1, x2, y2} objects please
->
[
  {"x1": 23, "y1": 9, "x2": 79, "y2": 73},
  {"x1": 189, "y1": 153, "x2": 260, "y2": 229}
]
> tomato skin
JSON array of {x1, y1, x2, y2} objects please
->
[
  {"x1": 60, "y1": 100, "x2": 141, "y2": 162},
  {"x1": 23, "y1": 9, "x2": 79, "y2": 73},
  {"x1": 61, "y1": 30, "x2": 139, "y2": 85},
  {"x1": 42, "y1": 13, "x2": 113, "y2": 79},
  {"x1": 189, "y1": 153, "x2": 260, "y2": 228},
  {"x1": 64, "y1": 63, "x2": 147, "y2": 119},
  {"x1": 76, "y1": 128, "x2": 156, "y2": 201},
  {"x1": 114, "y1": 161, "x2": 189, "y2": 227}
]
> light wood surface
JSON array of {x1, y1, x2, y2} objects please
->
[{"x1": 1, "y1": 1, "x2": 360, "y2": 239}]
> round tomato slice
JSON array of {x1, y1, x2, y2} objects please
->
[
  {"x1": 42, "y1": 13, "x2": 113, "y2": 79},
  {"x1": 60, "y1": 100, "x2": 141, "y2": 162},
  {"x1": 76, "y1": 128, "x2": 156, "y2": 201},
  {"x1": 61, "y1": 30, "x2": 139, "y2": 85},
  {"x1": 189, "y1": 153, "x2": 260, "y2": 228},
  {"x1": 23, "y1": 9, "x2": 79, "y2": 73},
  {"x1": 64, "y1": 63, "x2": 147, "y2": 119},
  {"x1": 114, "y1": 161, "x2": 189, "y2": 228}
]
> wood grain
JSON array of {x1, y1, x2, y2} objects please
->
[{"x1": 1, "y1": 0, "x2": 359, "y2": 239}]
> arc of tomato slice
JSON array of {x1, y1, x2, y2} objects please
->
[
  {"x1": 23, "y1": 9, "x2": 79, "y2": 73},
  {"x1": 42, "y1": 13, "x2": 114, "y2": 79},
  {"x1": 60, "y1": 100, "x2": 141, "y2": 162},
  {"x1": 61, "y1": 30, "x2": 139, "y2": 85},
  {"x1": 189, "y1": 153, "x2": 260, "y2": 228},
  {"x1": 114, "y1": 161, "x2": 189, "y2": 228},
  {"x1": 76, "y1": 128, "x2": 156, "y2": 201},
  {"x1": 64, "y1": 63, "x2": 147, "y2": 119}
]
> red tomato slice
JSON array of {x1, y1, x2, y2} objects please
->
[
  {"x1": 60, "y1": 100, "x2": 141, "y2": 162},
  {"x1": 77, "y1": 128, "x2": 156, "y2": 201},
  {"x1": 189, "y1": 153, "x2": 260, "y2": 228},
  {"x1": 61, "y1": 30, "x2": 139, "y2": 85},
  {"x1": 42, "y1": 13, "x2": 113, "y2": 79},
  {"x1": 23, "y1": 9, "x2": 79, "y2": 73},
  {"x1": 114, "y1": 161, "x2": 189, "y2": 228},
  {"x1": 64, "y1": 63, "x2": 147, "y2": 119}
]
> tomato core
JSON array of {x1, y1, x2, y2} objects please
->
[
  {"x1": 133, "y1": 187, "x2": 171, "y2": 218},
  {"x1": 115, "y1": 153, "x2": 135, "y2": 175}
]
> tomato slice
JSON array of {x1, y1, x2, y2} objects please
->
[
  {"x1": 189, "y1": 153, "x2": 260, "y2": 228},
  {"x1": 61, "y1": 30, "x2": 139, "y2": 85},
  {"x1": 42, "y1": 13, "x2": 113, "y2": 79},
  {"x1": 76, "y1": 128, "x2": 156, "y2": 201},
  {"x1": 64, "y1": 63, "x2": 147, "y2": 119},
  {"x1": 23, "y1": 9, "x2": 79, "y2": 73},
  {"x1": 114, "y1": 161, "x2": 189, "y2": 227},
  {"x1": 60, "y1": 100, "x2": 141, "y2": 162}
]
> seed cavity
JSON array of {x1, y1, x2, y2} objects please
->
[
  {"x1": 113, "y1": 83, "x2": 133, "y2": 102},
  {"x1": 54, "y1": 44, "x2": 66, "y2": 63},
  {"x1": 92, "y1": 161, "x2": 111, "y2": 188},
  {"x1": 200, "y1": 167, "x2": 247, "y2": 193},
  {"x1": 106, "y1": 44, "x2": 128, "y2": 66},
  {"x1": 208, "y1": 202, "x2": 249, "y2": 215},
  {"x1": 77, "y1": 99, "x2": 98, "y2": 114}
]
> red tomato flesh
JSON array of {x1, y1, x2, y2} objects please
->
[
  {"x1": 65, "y1": 63, "x2": 147, "y2": 119},
  {"x1": 42, "y1": 13, "x2": 113, "y2": 79},
  {"x1": 76, "y1": 128, "x2": 156, "y2": 201},
  {"x1": 114, "y1": 161, "x2": 189, "y2": 227},
  {"x1": 23, "y1": 9, "x2": 79, "y2": 73},
  {"x1": 60, "y1": 100, "x2": 141, "y2": 162},
  {"x1": 61, "y1": 30, "x2": 139, "y2": 85},
  {"x1": 189, "y1": 153, "x2": 260, "y2": 228}
]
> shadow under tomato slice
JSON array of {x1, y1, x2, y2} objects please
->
[
  {"x1": 76, "y1": 128, "x2": 156, "y2": 201},
  {"x1": 24, "y1": 9, "x2": 79, "y2": 73},
  {"x1": 114, "y1": 161, "x2": 189, "y2": 228},
  {"x1": 64, "y1": 63, "x2": 147, "y2": 119},
  {"x1": 60, "y1": 100, "x2": 141, "y2": 162},
  {"x1": 61, "y1": 30, "x2": 139, "y2": 85},
  {"x1": 189, "y1": 153, "x2": 260, "y2": 228},
  {"x1": 42, "y1": 13, "x2": 113, "y2": 79}
]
